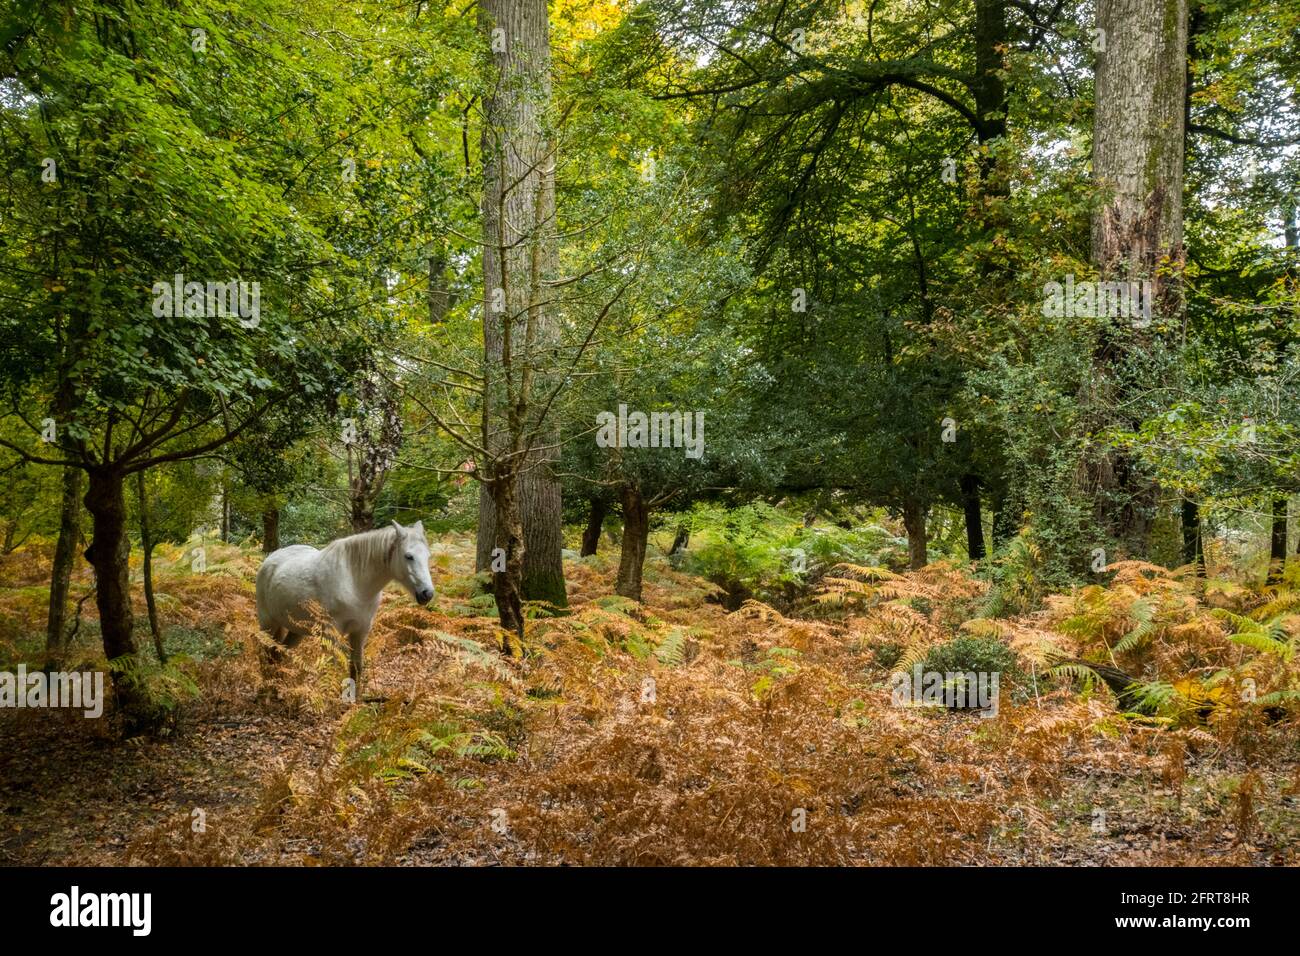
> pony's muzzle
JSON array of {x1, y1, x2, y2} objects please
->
[{"x1": 416, "y1": 587, "x2": 434, "y2": 605}]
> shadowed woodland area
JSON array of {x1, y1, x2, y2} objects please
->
[{"x1": 1, "y1": 0, "x2": 1299, "y2": 867}]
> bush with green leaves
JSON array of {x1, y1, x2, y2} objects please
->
[{"x1": 919, "y1": 636, "x2": 1023, "y2": 698}]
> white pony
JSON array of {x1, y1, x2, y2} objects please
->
[{"x1": 256, "y1": 520, "x2": 434, "y2": 688}]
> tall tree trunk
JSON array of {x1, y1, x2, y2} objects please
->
[
  {"x1": 1268, "y1": 498, "x2": 1287, "y2": 584},
  {"x1": 973, "y1": 0, "x2": 1009, "y2": 158},
  {"x1": 45, "y1": 465, "x2": 83, "y2": 662},
  {"x1": 475, "y1": 0, "x2": 566, "y2": 608},
  {"x1": 964, "y1": 0, "x2": 1007, "y2": 564},
  {"x1": 959, "y1": 473, "x2": 986, "y2": 561},
  {"x1": 1089, "y1": 0, "x2": 1188, "y2": 555},
  {"x1": 616, "y1": 483, "x2": 650, "y2": 601},
  {"x1": 262, "y1": 506, "x2": 280, "y2": 554},
  {"x1": 84, "y1": 468, "x2": 151, "y2": 734},
  {"x1": 1181, "y1": 498, "x2": 1204, "y2": 575},
  {"x1": 902, "y1": 498, "x2": 928, "y2": 571},
  {"x1": 580, "y1": 496, "x2": 607, "y2": 557},
  {"x1": 135, "y1": 471, "x2": 166, "y2": 665}
]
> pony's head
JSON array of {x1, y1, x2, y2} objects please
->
[{"x1": 389, "y1": 519, "x2": 434, "y2": 605}]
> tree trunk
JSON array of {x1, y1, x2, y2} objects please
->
[
  {"x1": 973, "y1": 0, "x2": 1009, "y2": 160},
  {"x1": 991, "y1": 486, "x2": 1016, "y2": 548},
  {"x1": 428, "y1": 245, "x2": 450, "y2": 325},
  {"x1": 350, "y1": 492, "x2": 376, "y2": 533},
  {"x1": 84, "y1": 468, "x2": 151, "y2": 733},
  {"x1": 135, "y1": 471, "x2": 166, "y2": 665},
  {"x1": 1092, "y1": 0, "x2": 1188, "y2": 276},
  {"x1": 1181, "y1": 498, "x2": 1204, "y2": 575},
  {"x1": 959, "y1": 473, "x2": 986, "y2": 561},
  {"x1": 670, "y1": 523, "x2": 690, "y2": 555},
  {"x1": 616, "y1": 483, "x2": 650, "y2": 601},
  {"x1": 489, "y1": 472, "x2": 526, "y2": 652},
  {"x1": 902, "y1": 498, "x2": 928, "y2": 571},
  {"x1": 262, "y1": 506, "x2": 280, "y2": 554},
  {"x1": 1268, "y1": 498, "x2": 1287, "y2": 584},
  {"x1": 45, "y1": 465, "x2": 83, "y2": 662},
  {"x1": 221, "y1": 483, "x2": 230, "y2": 543},
  {"x1": 475, "y1": 0, "x2": 566, "y2": 609},
  {"x1": 519, "y1": 466, "x2": 566, "y2": 605},
  {"x1": 1088, "y1": 0, "x2": 1188, "y2": 555},
  {"x1": 580, "y1": 496, "x2": 607, "y2": 557}
]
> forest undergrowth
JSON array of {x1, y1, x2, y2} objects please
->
[{"x1": 1, "y1": 534, "x2": 1297, "y2": 866}]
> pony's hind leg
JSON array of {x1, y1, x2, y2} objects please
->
[
  {"x1": 256, "y1": 627, "x2": 291, "y2": 704},
  {"x1": 260, "y1": 627, "x2": 289, "y2": 667}
]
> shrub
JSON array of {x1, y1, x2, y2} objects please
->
[{"x1": 920, "y1": 635, "x2": 1022, "y2": 698}]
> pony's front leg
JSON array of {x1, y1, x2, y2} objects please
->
[{"x1": 347, "y1": 630, "x2": 366, "y2": 697}]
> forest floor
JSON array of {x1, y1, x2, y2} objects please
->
[{"x1": 1, "y1": 536, "x2": 1297, "y2": 866}]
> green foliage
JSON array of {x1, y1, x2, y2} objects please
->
[
  {"x1": 337, "y1": 702, "x2": 514, "y2": 786},
  {"x1": 681, "y1": 502, "x2": 910, "y2": 603},
  {"x1": 108, "y1": 653, "x2": 201, "y2": 729},
  {"x1": 920, "y1": 636, "x2": 1023, "y2": 690}
]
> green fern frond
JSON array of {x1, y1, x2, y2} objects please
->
[
  {"x1": 1257, "y1": 689, "x2": 1300, "y2": 707},
  {"x1": 1048, "y1": 662, "x2": 1102, "y2": 692},
  {"x1": 1210, "y1": 608, "x2": 1263, "y2": 634},
  {"x1": 654, "y1": 627, "x2": 688, "y2": 666},
  {"x1": 1229, "y1": 630, "x2": 1293, "y2": 660},
  {"x1": 1125, "y1": 680, "x2": 1180, "y2": 715},
  {"x1": 1114, "y1": 597, "x2": 1156, "y2": 654}
]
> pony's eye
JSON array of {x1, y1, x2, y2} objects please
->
[{"x1": 405, "y1": 553, "x2": 414, "y2": 561}]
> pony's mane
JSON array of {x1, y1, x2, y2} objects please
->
[{"x1": 324, "y1": 525, "x2": 397, "y2": 570}]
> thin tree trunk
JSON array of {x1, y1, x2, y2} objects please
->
[
  {"x1": 902, "y1": 498, "x2": 928, "y2": 571},
  {"x1": 616, "y1": 483, "x2": 650, "y2": 601},
  {"x1": 1268, "y1": 498, "x2": 1287, "y2": 584},
  {"x1": 135, "y1": 471, "x2": 166, "y2": 665},
  {"x1": 220, "y1": 484, "x2": 230, "y2": 543},
  {"x1": 489, "y1": 472, "x2": 526, "y2": 651},
  {"x1": 959, "y1": 473, "x2": 986, "y2": 561},
  {"x1": 1181, "y1": 498, "x2": 1204, "y2": 575},
  {"x1": 262, "y1": 506, "x2": 280, "y2": 554},
  {"x1": 580, "y1": 496, "x2": 607, "y2": 557},
  {"x1": 45, "y1": 465, "x2": 83, "y2": 662},
  {"x1": 991, "y1": 487, "x2": 1016, "y2": 548},
  {"x1": 84, "y1": 467, "x2": 150, "y2": 734}
]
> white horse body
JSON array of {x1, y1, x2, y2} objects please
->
[{"x1": 256, "y1": 520, "x2": 434, "y2": 685}]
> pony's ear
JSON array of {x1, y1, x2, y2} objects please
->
[
  {"x1": 390, "y1": 519, "x2": 404, "y2": 539},
  {"x1": 412, "y1": 520, "x2": 425, "y2": 538}
]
